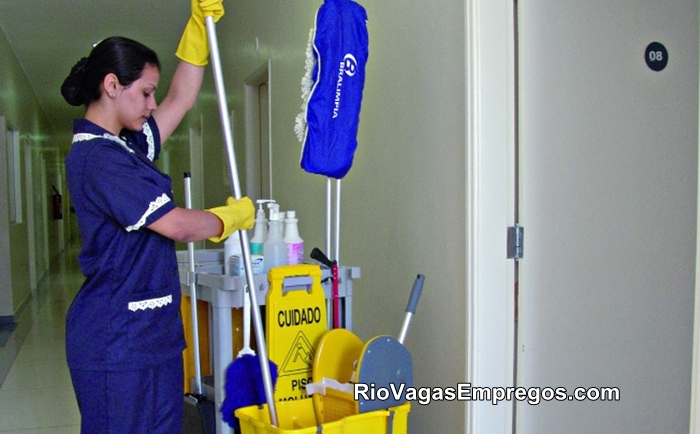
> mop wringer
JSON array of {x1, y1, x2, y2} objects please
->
[{"x1": 307, "y1": 274, "x2": 425, "y2": 424}]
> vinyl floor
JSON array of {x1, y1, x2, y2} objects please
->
[{"x1": 0, "y1": 241, "x2": 82, "y2": 433}]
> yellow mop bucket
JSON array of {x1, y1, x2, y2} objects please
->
[
  {"x1": 235, "y1": 330, "x2": 412, "y2": 434},
  {"x1": 236, "y1": 273, "x2": 424, "y2": 434},
  {"x1": 266, "y1": 264, "x2": 328, "y2": 402},
  {"x1": 235, "y1": 399, "x2": 410, "y2": 434}
]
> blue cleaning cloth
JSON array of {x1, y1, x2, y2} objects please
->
[
  {"x1": 220, "y1": 354, "x2": 278, "y2": 430},
  {"x1": 300, "y1": 0, "x2": 369, "y2": 179}
]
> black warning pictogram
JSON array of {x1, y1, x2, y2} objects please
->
[{"x1": 280, "y1": 331, "x2": 316, "y2": 376}]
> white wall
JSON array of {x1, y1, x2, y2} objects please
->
[{"x1": 0, "y1": 25, "x2": 64, "y2": 317}]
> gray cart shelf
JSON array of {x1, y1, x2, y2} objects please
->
[{"x1": 177, "y1": 249, "x2": 360, "y2": 434}]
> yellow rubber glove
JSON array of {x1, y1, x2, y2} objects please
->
[
  {"x1": 207, "y1": 196, "x2": 254, "y2": 243},
  {"x1": 175, "y1": 0, "x2": 225, "y2": 66}
]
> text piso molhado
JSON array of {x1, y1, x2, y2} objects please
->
[{"x1": 351, "y1": 383, "x2": 621, "y2": 406}]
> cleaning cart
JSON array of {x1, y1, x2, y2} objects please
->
[
  {"x1": 177, "y1": 251, "x2": 360, "y2": 434},
  {"x1": 189, "y1": 0, "x2": 379, "y2": 431}
]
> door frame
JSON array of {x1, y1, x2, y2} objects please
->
[
  {"x1": 465, "y1": 0, "x2": 516, "y2": 433},
  {"x1": 24, "y1": 139, "x2": 37, "y2": 294},
  {"x1": 691, "y1": 142, "x2": 700, "y2": 433},
  {"x1": 244, "y1": 58, "x2": 272, "y2": 201},
  {"x1": 0, "y1": 116, "x2": 14, "y2": 319}
]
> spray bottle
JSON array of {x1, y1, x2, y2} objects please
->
[
  {"x1": 284, "y1": 210, "x2": 304, "y2": 265},
  {"x1": 224, "y1": 230, "x2": 243, "y2": 276},
  {"x1": 249, "y1": 200, "x2": 272, "y2": 274},
  {"x1": 278, "y1": 211, "x2": 286, "y2": 239},
  {"x1": 263, "y1": 203, "x2": 286, "y2": 273}
]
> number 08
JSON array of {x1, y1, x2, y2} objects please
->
[{"x1": 649, "y1": 51, "x2": 664, "y2": 62}]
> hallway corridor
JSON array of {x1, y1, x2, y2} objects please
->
[{"x1": 0, "y1": 242, "x2": 81, "y2": 433}]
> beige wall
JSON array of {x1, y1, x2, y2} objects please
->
[{"x1": 179, "y1": 1, "x2": 469, "y2": 432}]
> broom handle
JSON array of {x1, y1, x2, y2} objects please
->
[
  {"x1": 205, "y1": 15, "x2": 278, "y2": 427},
  {"x1": 243, "y1": 283, "x2": 251, "y2": 350},
  {"x1": 184, "y1": 173, "x2": 203, "y2": 395}
]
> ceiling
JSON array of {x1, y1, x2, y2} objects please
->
[{"x1": 0, "y1": 0, "x2": 192, "y2": 144}]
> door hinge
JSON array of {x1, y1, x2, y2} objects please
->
[{"x1": 507, "y1": 225, "x2": 524, "y2": 260}]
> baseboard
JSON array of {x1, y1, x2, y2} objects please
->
[{"x1": 16, "y1": 292, "x2": 31, "y2": 312}]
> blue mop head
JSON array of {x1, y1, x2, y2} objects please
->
[
  {"x1": 220, "y1": 354, "x2": 279, "y2": 430},
  {"x1": 296, "y1": 0, "x2": 369, "y2": 180}
]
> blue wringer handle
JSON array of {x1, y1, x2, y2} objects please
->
[{"x1": 398, "y1": 274, "x2": 425, "y2": 344}]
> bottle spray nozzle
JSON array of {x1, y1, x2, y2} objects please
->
[
  {"x1": 256, "y1": 199, "x2": 274, "y2": 211},
  {"x1": 268, "y1": 203, "x2": 281, "y2": 221},
  {"x1": 255, "y1": 199, "x2": 275, "y2": 220}
]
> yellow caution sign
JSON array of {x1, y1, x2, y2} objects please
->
[{"x1": 266, "y1": 264, "x2": 328, "y2": 402}]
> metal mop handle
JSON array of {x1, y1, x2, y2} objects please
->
[
  {"x1": 334, "y1": 179, "x2": 341, "y2": 264},
  {"x1": 205, "y1": 15, "x2": 278, "y2": 426},
  {"x1": 184, "y1": 173, "x2": 203, "y2": 395},
  {"x1": 398, "y1": 274, "x2": 425, "y2": 344},
  {"x1": 324, "y1": 179, "x2": 342, "y2": 265}
]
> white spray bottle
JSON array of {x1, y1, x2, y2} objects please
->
[
  {"x1": 224, "y1": 230, "x2": 243, "y2": 276},
  {"x1": 263, "y1": 203, "x2": 287, "y2": 273},
  {"x1": 250, "y1": 200, "x2": 272, "y2": 274},
  {"x1": 284, "y1": 210, "x2": 304, "y2": 265}
]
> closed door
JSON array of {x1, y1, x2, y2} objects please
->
[{"x1": 516, "y1": 2, "x2": 698, "y2": 433}]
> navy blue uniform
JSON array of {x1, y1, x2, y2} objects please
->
[{"x1": 65, "y1": 117, "x2": 186, "y2": 434}]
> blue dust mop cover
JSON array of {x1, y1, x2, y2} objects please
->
[
  {"x1": 220, "y1": 354, "x2": 278, "y2": 429},
  {"x1": 295, "y1": 0, "x2": 369, "y2": 180}
]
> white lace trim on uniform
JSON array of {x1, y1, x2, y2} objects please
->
[
  {"x1": 72, "y1": 132, "x2": 134, "y2": 154},
  {"x1": 125, "y1": 193, "x2": 171, "y2": 232},
  {"x1": 128, "y1": 294, "x2": 173, "y2": 312},
  {"x1": 142, "y1": 121, "x2": 156, "y2": 161}
]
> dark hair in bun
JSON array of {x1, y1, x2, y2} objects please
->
[{"x1": 61, "y1": 36, "x2": 161, "y2": 107}]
